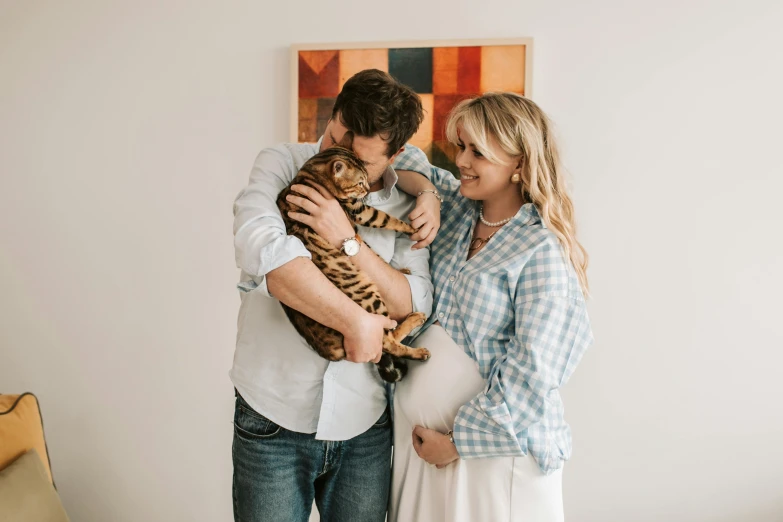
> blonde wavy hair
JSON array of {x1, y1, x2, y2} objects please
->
[{"x1": 445, "y1": 92, "x2": 589, "y2": 294}]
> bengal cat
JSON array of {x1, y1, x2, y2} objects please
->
[{"x1": 276, "y1": 137, "x2": 430, "y2": 383}]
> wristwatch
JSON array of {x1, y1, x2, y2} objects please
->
[{"x1": 341, "y1": 236, "x2": 361, "y2": 257}]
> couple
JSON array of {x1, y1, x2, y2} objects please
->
[{"x1": 230, "y1": 69, "x2": 593, "y2": 522}]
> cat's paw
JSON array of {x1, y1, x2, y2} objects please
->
[
  {"x1": 405, "y1": 311, "x2": 426, "y2": 327},
  {"x1": 412, "y1": 347, "x2": 431, "y2": 361}
]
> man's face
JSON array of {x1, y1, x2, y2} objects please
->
[{"x1": 320, "y1": 114, "x2": 401, "y2": 186}]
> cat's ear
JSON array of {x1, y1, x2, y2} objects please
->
[
  {"x1": 337, "y1": 131, "x2": 354, "y2": 150},
  {"x1": 333, "y1": 160, "x2": 346, "y2": 178}
]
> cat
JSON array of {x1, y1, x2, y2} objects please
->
[{"x1": 276, "y1": 135, "x2": 430, "y2": 383}]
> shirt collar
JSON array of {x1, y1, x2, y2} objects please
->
[
  {"x1": 515, "y1": 202, "x2": 542, "y2": 227},
  {"x1": 365, "y1": 166, "x2": 398, "y2": 203}
]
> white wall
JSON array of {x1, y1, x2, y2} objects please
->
[{"x1": 1, "y1": 0, "x2": 781, "y2": 520}]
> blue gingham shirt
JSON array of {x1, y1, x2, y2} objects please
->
[{"x1": 393, "y1": 146, "x2": 594, "y2": 474}]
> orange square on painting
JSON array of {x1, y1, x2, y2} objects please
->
[
  {"x1": 299, "y1": 98, "x2": 317, "y2": 121},
  {"x1": 338, "y1": 50, "x2": 388, "y2": 90},
  {"x1": 409, "y1": 94, "x2": 434, "y2": 150},
  {"x1": 480, "y1": 46, "x2": 526, "y2": 93},
  {"x1": 298, "y1": 99, "x2": 318, "y2": 142},
  {"x1": 433, "y1": 48, "x2": 459, "y2": 94},
  {"x1": 299, "y1": 50, "x2": 340, "y2": 98},
  {"x1": 298, "y1": 118, "x2": 317, "y2": 143}
]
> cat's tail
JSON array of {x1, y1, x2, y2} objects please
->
[{"x1": 376, "y1": 353, "x2": 408, "y2": 383}]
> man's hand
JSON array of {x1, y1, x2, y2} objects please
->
[
  {"x1": 342, "y1": 311, "x2": 397, "y2": 364},
  {"x1": 408, "y1": 191, "x2": 441, "y2": 250},
  {"x1": 412, "y1": 426, "x2": 460, "y2": 468},
  {"x1": 286, "y1": 183, "x2": 355, "y2": 249}
]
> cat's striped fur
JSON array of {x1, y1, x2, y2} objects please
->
[{"x1": 276, "y1": 143, "x2": 430, "y2": 383}]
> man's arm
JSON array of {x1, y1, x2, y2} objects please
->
[
  {"x1": 387, "y1": 224, "x2": 433, "y2": 330},
  {"x1": 266, "y1": 258, "x2": 396, "y2": 362},
  {"x1": 235, "y1": 146, "x2": 393, "y2": 362},
  {"x1": 284, "y1": 183, "x2": 423, "y2": 322},
  {"x1": 345, "y1": 240, "x2": 413, "y2": 322}
]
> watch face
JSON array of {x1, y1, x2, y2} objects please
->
[{"x1": 343, "y1": 239, "x2": 360, "y2": 256}]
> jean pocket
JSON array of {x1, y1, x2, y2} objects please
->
[
  {"x1": 372, "y1": 407, "x2": 391, "y2": 428},
  {"x1": 234, "y1": 400, "x2": 282, "y2": 441}
]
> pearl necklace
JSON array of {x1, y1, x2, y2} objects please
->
[{"x1": 479, "y1": 205, "x2": 514, "y2": 227}]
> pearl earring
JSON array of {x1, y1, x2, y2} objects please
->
[{"x1": 511, "y1": 173, "x2": 521, "y2": 183}]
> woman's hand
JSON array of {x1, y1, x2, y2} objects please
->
[
  {"x1": 408, "y1": 190, "x2": 441, "y2": 250},
  {"x1": 286, "y1": 183, "x2": 355, "y2": 249},
  {"x1": 412, "y1": 426, "x2": 459, "y2": 468}
]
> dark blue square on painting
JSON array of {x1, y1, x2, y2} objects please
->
[{"x1": 389, "y1": 48, "x2": 433, "y2": 93}]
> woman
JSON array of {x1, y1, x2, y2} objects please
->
[{"x1": 389, "y1": 92, "x2": 593, "y2": 521}]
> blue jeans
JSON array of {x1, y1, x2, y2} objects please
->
[{"x1": 232, "y1": 393, "x2": 392, "y2": 522}]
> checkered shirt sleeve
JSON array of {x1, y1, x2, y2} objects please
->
[
  {"x1": 392, "y1": 145, "x2": 461, "y2": 204},
  {"x1": 452, "y1": 242, "x2": 593, "y2": 462}
]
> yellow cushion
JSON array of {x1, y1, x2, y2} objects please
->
[{"x1": 0, "y1": 394, "x2": 53, "y2": 483}]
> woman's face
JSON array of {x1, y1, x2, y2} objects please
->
[{"x1": 454, "y1": 125, "x2": 521, "y2": 202}]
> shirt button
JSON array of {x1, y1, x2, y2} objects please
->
[
  {"x1": 438, "y1": 312, "x2": 444, "y2": 318},
  {"x1": 449, "y1": 276, "x2": 456, "y2": 282}
]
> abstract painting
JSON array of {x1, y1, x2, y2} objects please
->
[{"x1": 291, "y1": 39, "x2": 533, "y2": 173}]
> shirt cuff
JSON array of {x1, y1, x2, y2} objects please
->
[
  {"x1": 243, "y1": 235, "x2": 312, "y2": 298},
  {"x1": 403, "y1": 273, "x2": 433, "y2": 337},
  {"x1": 452, "y1": 398, "x2": 524, "y2": 459}
]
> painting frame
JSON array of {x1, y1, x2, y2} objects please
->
[{"x1": 290, "y1": 38, "x2": 534, "y2": 170}]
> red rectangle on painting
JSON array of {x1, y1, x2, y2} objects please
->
[
  {"x1": 299, "y1": 51, "x2": 340, "y2": 99},
  {"x1": 434, "y1": 94, "x2": 471, "y2": 142},
  {"x1": 457, "y1": 47, "x2": 481, "y2": 94}
]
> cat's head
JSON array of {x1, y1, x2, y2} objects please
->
[{"x1": 311, "y1": 133, "x2": 370, "y2": 200}]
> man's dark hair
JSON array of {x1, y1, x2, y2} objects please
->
[{"x1": 332, "y1": 69, "x2": 424, "y2": 157}]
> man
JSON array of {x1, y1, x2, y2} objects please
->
[{"x1": 230, "y1": 69, "x2": 433, "y2": 522}]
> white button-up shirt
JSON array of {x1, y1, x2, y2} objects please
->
[{"x1": 230, "y1": 140, "x2": 433, "y2": 441}]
